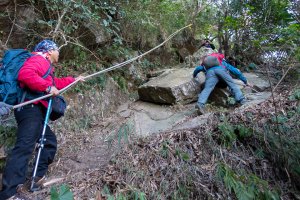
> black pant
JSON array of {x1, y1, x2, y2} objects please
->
[{"x1": 0, "y1": 104, "x2": 57, "y2": 200}]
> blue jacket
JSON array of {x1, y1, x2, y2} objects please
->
[{"x1": 193, "y1": 60, "x2": 248, "y2": 84}]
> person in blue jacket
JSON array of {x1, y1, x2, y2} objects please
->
[{"x1": 193, "y1": 53, "x2": 249, "y2": 114}]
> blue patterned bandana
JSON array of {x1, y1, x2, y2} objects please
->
[{"x1": 34, "y1": 40, "x2": 59, "y2": 53}]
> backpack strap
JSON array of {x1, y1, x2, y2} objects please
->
[{"x1": 42, "y1": 64, "x2": 53, "y2": 79}]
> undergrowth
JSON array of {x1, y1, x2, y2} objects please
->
[
  {"x1": 101, "y1": 87, "x2": 299, "y2": 199},
  {"x1": 0, "y1": 124, "x2": 17, "y2": 172},
  {"x1": 0, "y1": 125, "x2": 17, "y2": 148},
  {"x1": 217, "y1": 163, "x2": 280, "y2": 200}
]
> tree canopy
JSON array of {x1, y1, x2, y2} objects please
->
[{"x1": 0, "y1": 0, "x2": 298, "y2": 68}]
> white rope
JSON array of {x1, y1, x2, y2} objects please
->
[{"x1": 13, "y1": 24, "x2": 192, "y2": 110}]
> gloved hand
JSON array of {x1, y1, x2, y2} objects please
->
[
  {"x1": 193, "y1": 76, "x2": 200, "y2": 84},
  {"x1": 75, "y1": 75, "x2": 85, "y2": 82},
  {"x1": 0, "y1": 102, "x2": 12, "y2": 116},
  {"x1": 246, "y1": 83, "x2": 253, "y2": 88}
]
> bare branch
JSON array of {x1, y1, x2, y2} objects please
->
[
  {"x1": 53, "y1": 8, "x2": 68, "y2": 35},
  {"x1": 5, "y1": 0, "x2": 17, "y2": 46}
]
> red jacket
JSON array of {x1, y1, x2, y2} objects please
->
[{"x1": 18, "y1": 54, "x2": 75, "y2": 108}]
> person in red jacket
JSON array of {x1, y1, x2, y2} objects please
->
[{"x1": 0, "y1": 40, "x2": 83, "y2": 200}]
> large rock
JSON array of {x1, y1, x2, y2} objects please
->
[
  {"x1": 83, "y1": 20, "x2": 111, "y2": 45},
  {"x1": 237, "y1": 92, "x2": 272, "y2": 110},
  {"x1": 244, "y1": 73, "x2": 270, "y2": 91},
  {"x1": 0, "y1": 3, "x2": 37, "y2": 48},
  {"x1": 208, "y1": 74, "x2": 270, "y2": 106},
  {"x1": 207, "y1": 72, "x2": 270, "y2": 105},
  {"x1": 128, "y1": 101, "x2": 209, "y2": 136},
  {"x1": 138, "y1": 67, "x2": 271, "y2": 107},
  {"x1": 138, "y1": 68, "x2": 205, "y2": 104},
  {"x1": 0, "y1": 2, "x2": 111, "y2": 49}
]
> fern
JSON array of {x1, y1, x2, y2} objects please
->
[
  {"x1": 217, "y1": 163, "x2": 280, "y2": 200},
  {"x1": 218, "y1": 122, "x2": 236, "y2": 147}
]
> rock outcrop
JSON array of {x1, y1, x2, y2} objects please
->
[
  {"x1": 138, "y1": 68, "x2": 271, "y2": 107},
  {"x1": 243, "y1": 73, "x2": 270, "y2": 91},
  {"x1": 0, "y1": 3, "x2": 37, "y2": 49},
  {"x1": 138, "y1": 68, "x2": 205, "y2": 104},
  {"x1": 0, "y1": 2, "x2": 111, "y2": 52}
]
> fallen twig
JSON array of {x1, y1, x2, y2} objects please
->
[{"x1": 43, "y1": 177, "x2": 65, "y2": 187}]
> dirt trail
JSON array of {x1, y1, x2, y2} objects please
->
[{"x1": 29, "y1": 100, "x2": 200, "y2": 199}]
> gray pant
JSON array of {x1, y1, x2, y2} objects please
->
[{"x1": 197, "y1": 68, "x2": 244, "y2": 105}]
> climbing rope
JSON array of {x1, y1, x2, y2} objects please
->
[{"x1": 13, "y1": 24, "x2": 192, "y2": 110}]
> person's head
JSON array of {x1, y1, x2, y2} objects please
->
[
  {"x1": 201, "y1": 39, "x2": 215, "y2": 50},
  {"x1": 34, "y1": 40, "x2": 59, "y2": 63},
  {"x1": 204, "y1": 40, "x2": 210, "y2": 45}
]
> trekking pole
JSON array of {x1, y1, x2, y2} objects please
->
[{"x1": 30, "y1": 97, "x2": 53, "y2": 191}]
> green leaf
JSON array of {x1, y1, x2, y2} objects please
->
[
  {"x1": 51, "y1": 184, "x2": 73, "y2": 200},
  {"x1": 181, "y1": 152, "x2": 190, "y2": 161},
  {"x1": 289, "y1": 89, "x2": 300, "y2": 100},
  {"x1": 107, "y1": 196, "x2": 115, "y2": 200},
  {"x1": 236, "y1": 125, "x2": 252, "y2": 138},
  {"x1": 50, "y1": 187, "x2": 59, "y2": 199}
]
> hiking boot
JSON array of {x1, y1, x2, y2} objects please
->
[
  {"x1": 8, "y1": 176, "x2": 45, "y2": 200},
  {"x1": 195, "y1": 104, "x2": 206, "y2": 115},
  {"x1": 8, "y1": 184, "x2": 32, "y2": 200},
  {"x1": 18, "y1": 176, "x2": 46, "y2": 193}
]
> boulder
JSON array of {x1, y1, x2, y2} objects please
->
[
  {"x1": 83, "y1": 20, "x2": 111, "y2": 45},
  {"x1": 138, "y1": 68, "x2": 205, "y2": 104},
  {"x1": 207, "y1": 72, "x2": 270, "y2": 106},
  {"x1": 243, "y1": 73, "x2": 270, "y2": 91},
  {"x1": 238, "y1": 92, "x2": 272, "y2": 110},
  {"x1": 130, "y1": 101, "x2": 208, "y2": 136},
  {"x1": 138, "y1": 67, "x2": 271, "y2": 107}
]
